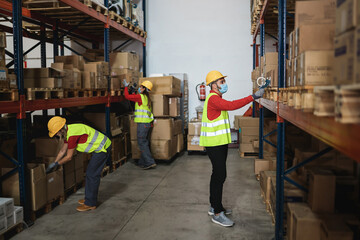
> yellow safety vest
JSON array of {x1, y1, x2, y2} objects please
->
[
  {"x1": 199, "y1": 93, "x2": 231, "y2": 147},
  {"x1": 67, "y1": 124, "x2": 111, "y2": 153},
  {"x1": 134, "y1": 94, "x2": 154, "y2": 123}
]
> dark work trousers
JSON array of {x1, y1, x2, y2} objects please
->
[
  {"x1": 137, "y1": 123, "x2": 156, "y2": 167},
  {"x1": 84, "y1": 145, "x2": 111, "y2": 207},
  {"x1": 206, "y1": 144, "x2": 229, "y2": 214}
]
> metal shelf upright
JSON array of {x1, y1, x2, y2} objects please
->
[{"x1": 0, "y1": 0, "x2": 146, "y2": 222}]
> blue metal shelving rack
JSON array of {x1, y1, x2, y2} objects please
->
[{"x1": 0, "y1": 0, "x2": 146, "y2": 223}]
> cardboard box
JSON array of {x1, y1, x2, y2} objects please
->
[
  {"x1": 173, "y1": 119, "x2": 182, "y2": 136},
  {"x1": 64, "y1": 170, "x2": 75, "y2": 190},
  {"x1": 187, "y1": 141, "x2": 205, "y2": 151},
  {"x1": 240, "y1": 135, "x2": 258, "y2": 143},
  {"x1": 110, "y1": 77, "x2": 121, "y2": 90},
  {"x1": 83, "y1": 71, "x2": 96, "y2": 89},
  {"x1": 297, "y1": 51, "x2": 334, "y2": 86},
  {"x1": 260, "y1": 171, "x2": 276, "y2": 203},
  {"x1": 34, "y1": 138, "x2": 63, "y2": 158},
  {"x1": 23, "y1": 77, "x2": 63, "y2": 89},
  {"x1": 265, "y1": 52, "x2": 278, "y2": 65},
  {"x1": 188, "y1": 121, "x2": 202, "y2": 136},
  {"x1": 240, "y1": 127, "x2": 259, "y2": 136},
  {"x1": 55, "y1": 55, "x2": 84, "y2": 71},
  {"x1": 110, "y1": 52, "x2": 139, "y2": 71},
  {"x1": 6, "y1": 212, "x2": 14, "y2": 229},
  {"x1": 83, "y1": 113, "x2": 121, "y2": 137},
  {"x1": 334, "y1": 29, "x2": 357, "y2": 85},
  {"x1": 46, "y1": 168, "x2": 64, "y2": 202},
  {"x1": 151, "y1": 95, "x2": 169, "y2": 116},
  {"x1": 287, "y1": 203, "x2": 311, "y2": 240},
  {"x1": 130, "y1": 116, "x2": 137, "y2": 140},
  {"x1": 320, "y1": 216, "x2": 353, "y2": 240},
  {"x1": 264, "y1": 64, "x2": 278, "y2": 87},
  {"x1": 0, "y1": 68, "x2": 9, "y2": 88},
  {"x1": 254, "y1": 158, "x2": 276, "y2": 175},
  {"x1": 111, "y1": 135, "x2": 125, "y2": 162},
  {"x1": 171, "y1": 135, "x2": 178, "y2": 157},
  {"x1": 151, "y1": 139, "x2": 171, "y2": 160},
  {"x1": 95, "y1": 76, "x2": 108, "y2": 89},
  {"x1": 295, "y1": 0, "x2": 336, "y2": 29},
  {"x1": 23, "y1": 67, "x2": 63, "y2": 79},
  {"x1": 1, "y1": 169, "x2": 19, "y2": 205},
  {"x1": 13, "y1": 206, "x2": 23, "y2": 225},
  {"x1": 0, "y1": 32, "x2": 6, "y2": 48},
  {"x1": 140, "y1": 76, "x2": 181, "y2": 97},
  {"x1": 84, "y1": 61, "x2": 109, "y2": 76},
  {"x1": 239, "y1": 143, "x2": 256, "y2": 153},
  {"x1": 62, "y1": 69, "x2": 81, "y2": 89},
  {"x1": 295, "y1": 24, "x2": 335, "y2": 56},
  {"x1": 292, "y1": 58, "x2": 297, "y2": 86},
  {"x1": 151, "y1": 118, "x2": 174, "y2": 140},
  {"x1": 335, "y1": 0, "x2": 359, "y2": 35},
  {"x1": 131, "y1": 140, "x2": 140, "y2": 159},
  {"x1": 289, "y1": 31, "x2": 295, "y2": 59},
  {"x1": 286, "y1": 59, "x2": 292, "y2": 87},
  {"x1": 177, "y1": 133, "x2": 184, "y2": 153},
  {"x1": 111, "y1": 68, "x2": 139, "y2": 77},
  {"x1": 292, "y1": 204, "x2": 322, "y2": 240},
  {"x1": 0, "y1": 217, "x2": 6, "y2": 235},
  {"x1": 0, "y1": 198, "x2": 14, "y2": 217},
  {"x1": 75, "y1": 167, "x2": 84, "y2": 184},
  {"x1": 28, "y1": 163, "x2": 47, "y2": 211},
  {"x1": 308, "y1": 169, "x2": 336, "y2": 213},
  {"x1": 169, "y1": 97, "x2": 180, "y2": 117}
]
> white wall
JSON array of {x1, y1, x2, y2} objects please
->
[{"x1": 146, "y1": 0, "x2": 254, "y2": 126}]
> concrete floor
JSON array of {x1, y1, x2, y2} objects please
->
[{"x1": 13, "y1": 149, "x2": 274, "y2": 240}]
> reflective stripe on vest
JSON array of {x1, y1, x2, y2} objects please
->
[
  {"x1": 134, "y1": 94, "x2": 154, "y2": 123},
  {"x1": 199, "y1": 93, "x2": 232, "y2": 147},
  {"x1": 67, "y1": 124, "x2": 111, "y2": 153}
]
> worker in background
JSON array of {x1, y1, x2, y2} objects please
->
[
  {"x1": 123, "y1": 80, "x2": 157, "y2": 170},
  {"x1": 199, "y1": 70, "x2": 265, "y2": 227},
  {"x1": 46, "y1": 117, "x2": 112, "y2": 212}
]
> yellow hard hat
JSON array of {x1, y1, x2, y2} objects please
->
[
  {"x1": 206, "y1": 70, "x2": 227, "y2": 86},
  {"x1": 48, "y1": 116, "x2": 66, "y2": 138},
  {"x1": 141, "y1": 80, "x2": 153, "y2": 91}
]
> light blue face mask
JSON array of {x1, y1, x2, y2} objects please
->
[
  {"x1": 138, "y1": 87, "x2": 142, "y2": 94},
  {"x1": 219, "y1": 83, "x2": 228, "y2": 94}
]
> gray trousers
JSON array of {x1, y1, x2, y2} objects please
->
[{"x1": 137, "y1": 123, "x2": 156, "y2": 167}]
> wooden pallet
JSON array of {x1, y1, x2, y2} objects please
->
[
  {"x1": 30, "y1": 195, "x2": 65, "y2": 222},
  {"x1": 64, "y1": 88, "x2": 108, "y2": 98},
  {"x1": 81, "y1": 0, "x2": 109, "y2": 16},
  {"x1": 112, "y1": 156, "x2": 127, "y2": 170},
  {"x1": 110, "y1": 89, "x2": 122, "y2": 96},
  {"x1": 314, "y1": 86, "x2": 336, "y2": 117},
  {"x1": 239, "y1": 151, "x2": 258, "y2": 158},
  {"x1": 335, "y1": 84, "x2": 360, "y2": 124},
  {"x1": 0, "y1": 89, "x2": 19, "y2": 101},
  {"x1": 26, "y1": 88, "x2": 64, "y2": 100},
  {"x1": 285, "y1": 86, "x2": 314, "y2": 112},
  {"x1": 0, "y1": 223, "x2": 24, "y2": 240}
]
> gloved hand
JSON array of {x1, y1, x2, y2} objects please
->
[
  {"x1": 252, "y1": 88, "x2": 265, "y2": 100},
  {"x1": 260, "y1": 79, "x2": 270, "y2": 89},
  {"x1": 46, "y1": 162, "x2": 59, "y2": 174},
  {"x1": 123, "y1": 79, "x2": 129, "y2": 87}
]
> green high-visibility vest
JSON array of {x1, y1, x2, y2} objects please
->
[
  {"x1": 134, "y1": 94, "x2": 154, "y2": 123},
  {"x1": 199, "y1": 93, "x2": 231, "y2": 147},
  {"x1": 67, "y1": 124, "x2": 111, "y2": 153}
]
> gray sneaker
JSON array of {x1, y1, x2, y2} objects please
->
[
  {"x1": 142, "y1": 163, "x2": 157, "y2": 170},
  {"x1": 211, "y1": 212, "x2": 234, "y2": 227},
  {"x1": 208, "y1": 207, "x2": 232, "y2": 216}
]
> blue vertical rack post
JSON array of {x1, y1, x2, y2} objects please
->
[
  {"x1": 104, "y1": 0, "x2": 111, "y2": 168},
  {"x1": 275, "y1": 0, "x2": 286, "y2": 239},
  {"x1": 259, "y1": 20, "x2": 265, "y2": 159},
  {"x1": 13, "y1": 0, "x2": 28, "y2": 216},
  {"x1": 142, "y1": 0, "x2": 146, "y2": 77},
  {"x1": 252, "y1": 40, "x2": 256, "y2": 117}
]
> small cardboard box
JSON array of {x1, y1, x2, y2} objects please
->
[
  {"x1": 173, "y1": 119, "x2": 182, "y2": 136},
  {"x1": 239, "y1": 143, "x2": 256, "y2": 153},
  {"x1": 169, "y1": 97, "x2": 180, "y2": 117},
  {"x1": 140, "y1": 76, "x2": 181, "y2": 97},
  {"x1": 0, "y1": 198, "x2": 14, "y2": 217},
  {"x1": 320, "y1": 216, "x2": 353, "y2": 240},
  {"x1": 151, "y1": 95, "x2": 169, "y2": 117},
  {"x1": 151, "y1": 118, "x2": 174, "y2": 140},
  {"x1": 83, "y1": 113, "x2": 121, "y2": 137},
  {"x1": 28, "y1": 163, "x2": 47, "y2": 211},
  {"x1": 151, "y1": 139, "x2": 171, "y2": 160},
  {"x1": 34, "y1": 138, "x2": 63, "y2": 158},
  {"x1": 234, "y1": 116, "x2": 259, "y2": 130},
  {"x1": 55, "y1": 55, "x2": 84, "y2": 71},
  {"x1": 46, "y1": 167, "x2": 64, "y2": 202},
  {"x1": 336, "y1": 0, "x2": 359, "y2": 35},
  {"x1": 23, "y1": 67, "x2": 63, "y2": 79},
  {"x1": 187, "y1": 135, "x2": 204, "y2": 151},
  {"x1": 110, "y1": 52, "x2": 139, "y2": 71},
  {"x1": 292, "y1": 204, "x2": 322, "y2": 240},
  {"x1": 295, "y1": 0, "x2": 336, "y2": 29},
  {"x1": 177, "y1": 133, "x2": 184, "y2": 153},
  {"x1": 188, "y1": 121, "x2": 202, "y2": 136},
  {"x1": 13, "y1": 206, "x2": 23, "y2": 225},
  {"x1": 260, "y1": 171, "x2": 276, "y2": 203},
  {"x1": 264, "y1": 52, "x2": 278, "y2": 65},
  {"x1": 83, "y1": 71, "x2": 96, "y2": 89}
]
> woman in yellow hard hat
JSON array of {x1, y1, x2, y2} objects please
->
[
  {"x1": 47, "y1": 116, "x2": 112, "y2": 212},
  {"x1": 123, "y1": 80, "x2": 157, "y2": 169}
]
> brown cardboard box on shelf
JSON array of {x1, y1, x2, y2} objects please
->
[
  {"x1": 336, "y1": 0, "x2": 359, "y2": 35},
  {"x1": 240, "y1": 127, "x2": 259, "y2": 136},
  {"x1": 171, "y1": 135, "x2": 178, "y2": 157},
  {"x1": 28, "y1": 163, "x2": 47, "y2": 211},
  {"x1": 110, "y1": 77, "x2": 121, "y2": 90},
  {"x1": 131, "y1": 140, "x2": 141, "y2": 159},
  {"x1": 55, "y1": 55, "x2": 84, "y2": 71},
  {"x1": 286, "y1": 59, "x2": 292, "y2": 87},
  {"x1": 173, "y1": 119, "x2": 182, "y2": 136},
  {"x1": 83, "y1": 71, "x2": 96, "y2": 89},
  {"x1": 308, "y1": 169, "x2": 336, "y2": 213},
  {"x1": 110, "y1": 52, "x2": 139, "y2": 71},
  {"x1": 83, "y1": 112, "x2": 122, "y2": 137},
  {"x1": 334, "y1": 29, "x2": 357, "y2": 85},
  {"x1": 111, "y1": 68, "x2": 139, "y2": 77},
  {"x1": 23, "y1": 68, "x2": 63, "y2": 79},
  {"x1": 0, "y1": 32, "x2": 6, "y2": 48},
  {"x1": 63, "y1": 157, "x2": 75, "y2": 190},
  {"x1": 151, "y1": 95, "x2": 169, "y2": 116},
  {"x1": 151, "y1": 118, "x2": 174, "y2": 140},
  {"x1": 169, "y1": 97, "x2": 180, "y2": 117},
  {"x1": 254, "y1": 157, "x2": 276, "y2": 175},
  {"x1": 295, "y1": 0, "x2": 336, "y2": 29},
  {"x1": 1, "y1": 169, "x2": 20, "y2": 205},
  {"x1": 62, "y1": 69, "x2": 81, "y2": 89},
  {"x1": 260, "y1": 171, "x2": 276, "y2": 204},
  {"x1": 177, "y1": 133, "x2": 184, "y2": 153},
  {"x1": 289, "y1": 31, "x2": 295, "y2": 59},
  {"x1": 151, "y1": 139, "x2": 171, "y2": 160},
  {"x1": 265, "y1": 67, "x2": 278, "y2": 87},
  {"x1": 130, "y1": 116, "x2": 137, "y2": 140},
  {"x1": 140, "y1": 76, "x2": 181, "y2": 97},
  {"x1": 95, "y1": 76, "x2": 108, "y2": 89},
  {"x1": 320, "y1": 216, "x2": 354, "y2": 240},
  {"x1": 188, "y1": 121, "x2": 202, "y2": 136},
  {"x1": 291, "y1": 203, "x2": 322, "y2": 240},
  {"x1": 34, "y1": 138, "x2": 63, "y2": 158},
  {"x1": 84, "y1": 62, "x2": 109, "y2": 77},
  {"x1": 46, "y1": 167, "x2": 64, "y2": 202},
  {"x1": 111, "y1": 135, "x2": 125, "y2": 162},
  {"x1": 187, "y1": 135, "x2": 204, "y2": 151},
  {"x1": 295, "y1": 24, "x2": 335, "y2": 56},
  {"x1": 264, "y1": 52, "x2": 278, "y2": 65},
  {"x1": 75, "y1": 167, "x2": 84, "y2": 184},
  {"x1": 297, "y1": 51, "x2": 334, "y2": 86},
  {"x1": 292, "y1": 58, "x2": 297, "y2": 86},
  {"x1": 239, "y1": 143, "x2": 256, "y2": 153},
  {"x1": 0, "y1": 48, "x2": 5, "y2": 68}
]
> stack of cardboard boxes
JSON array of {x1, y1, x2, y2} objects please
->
[
  {"x1": 110, "y1": 52, "x2": 140, "y2": 90},
  {"x1": 187, "y1": 120, "x2": 203, "y2": 151},
  {"x1": 234, "y1": 116, "x2": 259, "y2": 154},
  {"x1": 23, "y1": 67, "x2": 64, "y2": 88},
  {"x1": 130, "y1": 76, "x2": 184, "y2": 160},
  {"x1": 53, "y1": 55, "x2": 84, "y2": 89},
  {"x1": 261, "y1": 52, "x2": 278, "y2": 87},
  {"x1": 0, "y1": 198, "x2": 23, "y2": 235}
]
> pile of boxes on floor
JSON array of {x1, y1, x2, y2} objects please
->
[
  {"x1": 234, "y1": 116, "x2": 260, "y2": 155},
  {"x1": 83, "y1": 112, "x2": 132, "y2": 166},
  {"x1": 130, "y1": 76, "x2": 184, "y2": 160},
  {"x1": 257, "y1": 136, "x2": 359, "y2": 238},
  {"x1": 0, "y1": 198, "x2": 23, "y2": 235}
]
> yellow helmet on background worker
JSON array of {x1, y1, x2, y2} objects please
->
[
  {"x1": 206, "y1": 70, "x2": 227, "y2": 86},
  {"x1": 141, "y1": 81, "x2": 153, "y2": 91},
  {"x1": 48, "y1": 116, "x2": 66, "y2": 138}
]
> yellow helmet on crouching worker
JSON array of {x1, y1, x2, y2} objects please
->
[
  {"x1": 206, "y1": 70, "x2": 227, "y2": 86},
  {"x1": 48, "y1": 116, "x2": 66, "y2": 138},
  {"x1": 141, "y1": 81, "x2": 153, "y2": 91}
]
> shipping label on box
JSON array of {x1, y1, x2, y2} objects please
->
[{"x1": 0, "y1": 67, "x2": 8, "y2": 81}]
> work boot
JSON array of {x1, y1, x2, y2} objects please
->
[
  {"x1": 76, "y1": 204, "x2": 96, "y2": 212},
  {"x1": 78, "y1": 199, "x2": 85, "y2": 205},
  {"x1": 142, "y1": 163, "x2": 157, "y2": 170},
  {"x1": 211, "y1": 212, "x2": 234, "y2": 227},
  {"x1": 208, "y1": 207, "x2": 232, "y2": 216}
]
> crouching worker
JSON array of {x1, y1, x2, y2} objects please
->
[{"x1": 47, "y1": 116, "x2": 111, "y2": 212}]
